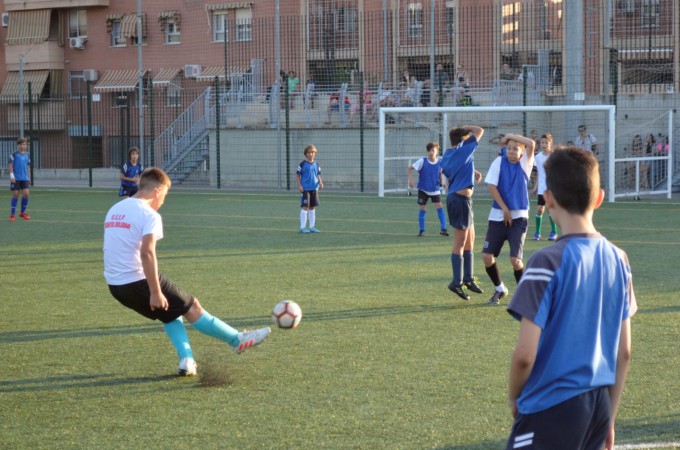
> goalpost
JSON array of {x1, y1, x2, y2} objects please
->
[{"x1": 377, "y1": 104, "x2": 672, "y2": 202}]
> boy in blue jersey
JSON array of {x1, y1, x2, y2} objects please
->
[
  {"x1": 441, "y1": 125, "x2": 484, "y2": 300},
  {"x1": 296, "y1": 144, "x2": 324, "y2": 233},
  {"x1": 482, "y1": 133, "x2": 536, "y2": 305},
  {"x1": 8, "y1": 137, "x2": 31, "y2": 221},
  {"x1": 506, "y1": 147, "x2": 636, "y2": 450},
  {"x1": 407, "y1": 142, "x2": 449, "y2": 237},
  {"x1": 119, "y1": 147, "x2": 144, "y2": 197}
]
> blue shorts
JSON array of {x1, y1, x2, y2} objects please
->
[
  {"x1": 417, "y1": 190, "x2": 442, "y2": 205},
  {"x1": 108, "y1": 272, "x2": 195, "y2": 324},
  {"x1": 482, "y1": 218, "x2": 528, "y2": 259},
  {"x1": 300, "y1": 190, "x2": 319, "y2": 208},
  {"x1": 330, "y1": 104, "x2": 350, "y2": 111},
  {"x1": 10, "y1": 180, "x2": 30, "y2": 191},
  {"x1": 446, "y1": 192, "x2": 473, "y2": 230},
  {"x1": 506, "y1": 387, "x2": 611, "y2": 450}
]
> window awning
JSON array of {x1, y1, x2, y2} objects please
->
[
  {"x1": 158, "y1": 11, "x2": 181, "y2": 31},
  {"x1": 196, "y1": 66, "x2": 249, "y2": 82},
  {"x1": 6, "y1": 9, "x2": 51, "y2": 45},
  {"x1": 617, "y1": 48, "x2": 673, "y2": 61},
  {"x1": 153, "y1": 68, "x2": 181, "y2": 86},
  {"x1": 121, "y1": 13, "x2": 147, "y2": 38},
  {"x1": 205, "y1": 3, "x2": 251, "y2": 11},
  {"x1": 0, "y1": 70, "x2": 49, "y2": 102},
  {"x1": 94, "y1": 69, "x2": 148, "y2": 92}
]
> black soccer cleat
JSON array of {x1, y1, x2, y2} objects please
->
[
  {"x1": 464, "y1": 278, "x2": 484, "y2": 294},
  {"x1": 440, "y1": 229, "x2": 450, "y2": 237},
  {"x1": 448, "y1": 282, "x2": 470, "y2": 301}
]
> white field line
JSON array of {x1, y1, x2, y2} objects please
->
[{"x1": 616, "y1": 443, "x2": 680, "y2": 449}]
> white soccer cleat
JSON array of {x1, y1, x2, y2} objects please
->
[
  {"x1": 233, "y1": 327, "x2": 271, "y2": 354},
  {"x1": 177, "y1": 357, "x2": 197, "y2": 376}
]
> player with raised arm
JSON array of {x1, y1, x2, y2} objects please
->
[{"x1": 441, "y1": 125, "x2": 484, "y2": 300}]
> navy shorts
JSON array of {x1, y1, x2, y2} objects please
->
[
  {"x1": 300, "y1": 190, "x2": 320, "y2": 208},
  {"x1": 536, "y1": 194, "x2": 546, "y2": 207},
  {"x1": 506, "y1": 387, "x2": 611, "y2": 450},
  {"x1": 417, "y1": 190, "x2": 442, "y2": 206},
  {"x1": 482, "y1": 218, "x2": 528, "y2": 259},
  {"x1": 108, "y1": 272, "x2": 195, "y2": 324},
  {"x1": 446, "y1": 192, "x2": 473, "y2": 230},
  {"x1": 10, "y1": 180, "x2": 30, "y2": 191}
]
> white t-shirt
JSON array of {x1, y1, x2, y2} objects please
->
[
  {"x1": 103, "y1": 198, "x2": 163, "y2": 285},
  {"x1": 485, "y1": 150, "x2": 534, "y2": 221},
  {"x1": 533, "y1": 151, "x2": 551, "y2": 195},
  {"x1": 575, "y1": 133, "x2": 597, "y2": 152}
]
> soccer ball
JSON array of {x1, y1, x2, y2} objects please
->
[{"x1": 271, "y1": 300, "x2": 302, "y2": 329}]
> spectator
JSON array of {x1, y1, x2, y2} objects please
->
[
  {"x1": 350, "y1": 83, "x2": 375, "y2": 124},
  {"x1": 325, "y1": 91, "x2": 351, "y2": 125},
  {"x1": 500, "y1": 63, "x2": 515, "y2": 81},
  {"x1": 575, "y1": 125, "x2": 599, "y2": 154},
  {"x1": 287, "y1": 70, "x2": 299, "y2": 109}
]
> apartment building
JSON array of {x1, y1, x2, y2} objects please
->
[{"x1": 0, "y1": 0, "x2": 677, "y2": 172}]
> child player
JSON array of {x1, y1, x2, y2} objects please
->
[
  {"x1": 119, "y1": 147, "x2": 144, "y2": 197},
  {"x1": 8, "y1": 137, "x2": 31, "y2": 221},
  {"x1": 441, "y1": 125, "x2": 484, "y2": 300},
  {"x1": 531, "y1": 133, "x2": 558, "y2": 241},
  {"x1": 297, "y1": 144, "x2": 324, "y2": 233},
  {"x1": 482, "y1": 133, "x2": 536, "y2": 305},
  {"x1": 407, "y1": 142, "x2": 449, "y2": 237},
  {"x1": 506, "y1": 147, "x2": 636, "y2": 450}
]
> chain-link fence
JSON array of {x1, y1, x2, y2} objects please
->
[{"x1": 0, "y1": 1, "x2": 677, "y2": 193}]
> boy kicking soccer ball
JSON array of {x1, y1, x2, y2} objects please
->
[{"x1": 103, "y1": 168, "x2": 270, "y2": 377}]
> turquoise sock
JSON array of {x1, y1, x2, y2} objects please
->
[
  {"x1": 451, "y1": 253, "x2": 463, "y2": 285},
  {"x1": 163, "y1": 317, "x2": 193, "y2": 360},
  {"x1": 436, "y1": 207, "x2": 447, "y2": 229},
  {"x1": 191, "y1": 312, "x2": 239, "y2": 347}
]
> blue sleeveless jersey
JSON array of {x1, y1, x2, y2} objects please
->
[{"x1": 416, "y1": 157, "x2": 443, "y2": 193}]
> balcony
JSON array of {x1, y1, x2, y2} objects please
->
[
  {"x1": 5, "y1": 41, "x2": 64, "y2": 72},
  {"x1": 5, "y1": 101, "x2": 66, "y2": 131},
  {"x1": 4, "y1": 0, "x2": 109, "y2": 10}
]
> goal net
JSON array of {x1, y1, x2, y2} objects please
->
[{"x1": 378, "y1": 105, "x2": 672, "y2": 202}]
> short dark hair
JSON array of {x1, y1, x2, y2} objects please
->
[
  {"x1": 138, "y1": 167, "x2": 171, "y2": 191},
  {"x1": 426, "y1": 142, "x2": 440, "y2": 152},
  {"x1": 128, "y1": 147, "x2": 140, "y2": 158},
  {"x1": 17, "y1": 137, "x2": 28, "y2": 145},
  {"x1": 578, "y1": 125, "x2": 586, "y2": 131},
  {"x1": 449, "y1": 128, "x2": 471, "y2": 147},
  {"x1": 544, "y1": 147, "x2": 599, "y2": 214}
]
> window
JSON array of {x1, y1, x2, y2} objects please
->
[
  {"x1": 165, "y1": 19, "x2": 180, "y2": 44},
  {"x1": 235, "y1": 9, "x2": 252, "y2": 42},
  {"x1": 407, "y1": 3, "x2": 423, "y2": 38},
  {"x1": 111, "y1": 21, "x2": 125, "y2": 46},
  {"x1": 69, "y1": 71, "x2": 86, "y2": 99},
  {"x1": 640, "y1": 0, "x2": 659, "y2": 27},
  {"x1": 334, "y1": 6, "x2": 357, "y2": 33},
  {"x1": 69, "y1": 9, "x2": 87, "y2": 38},
  {"x1": 213, "y1": 12, "x2": 228, "y2": 42},
  {"x1": 167, "y1": 81, "x2": 181, "y2": 107}
]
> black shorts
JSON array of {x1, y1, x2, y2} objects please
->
[
  {"x1": 446, "y1": 192, "x2": 473, "y2": 230},
  {"x1": 536, "y1": 194, "x2": 546, "y2": 207},
  {"x1": 506, "y1": 387, "x2": 611, "y2": 450},
  {"x1": 482, "y1": 218, "x2": 528, "y2": 259},
  {"x1": 417, "y1": 190, "x2": 442, "y2": 206},
  {"x1": 10, "y1": 180, "x2": 30, "y2": 191},
  {"x1": 108, "y1": 273, "x2": 195, "y2": 324},
  {"x1": 119, "y1": 186, "x2": 138, "y2": 197},
  {"x1": 300, "y1": 190, "x2": 320, "y2": 208}
]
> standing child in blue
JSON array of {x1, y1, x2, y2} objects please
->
[
  {"x1": 482, "y1": 133, "x2": 536, "y2": 305},
  {"x1": 506, "y1": 147, "x2": 635, "y2": 450},
  {"x1": 407, "y1": 142, "x2": 449, "y2": 237},
  {"x1": 119, "y1": 147, "x2": 144, "y2": 197},
  {"x1": 531, "y1": 133, "x2": 558, "y2": 241},
  {"x1": 441, "y1": 125, "x2": 485, "y2": 300},
  {"x1": 8, "y1": 137, "x2": 31, "y2": 221},
  {"x1": 296, "y1": 144, "x2": 324, "y2": 233}
]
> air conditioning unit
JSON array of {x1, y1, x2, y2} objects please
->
[
  {"x1": 69, "y1": 36, "x2": 86, "y2": 49},
  {"x1": 184, "y1": 64, "x2": 202, "y2": 78},
  {"x1": 1, "y1": 13, "x2": 9, "y2": 28},
  {"x1": 82, "y1": 69, "x2": 98, "y2": 82}
]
